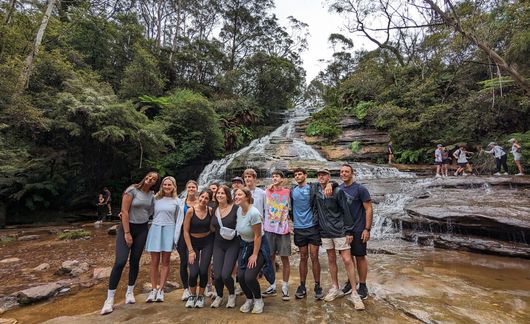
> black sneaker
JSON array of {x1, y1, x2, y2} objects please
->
[
  {"x1": 341, "y1": 281, "x2": 352, "y2": 295},
  {"x1": 261, "y1": 286, "x2": 277, "y2": 297},
  {"x1": 357, "y1": 284, "x2": 368, "y2": 300},
  {"x1": 314, "y1": 283, "x2": 324, "y2": 300},
  {"x1": 295, "y1": 284, "x2": 306, "y2": 299}
]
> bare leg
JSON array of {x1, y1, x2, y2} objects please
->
[
  {"x1": 355, "y1": 256, "x2": 368, "y2": 283},
  {"x1": 339, "y1": 250, "x2": 358, "y2": 289},
  {"x1": 299, "y1": 245, "x2": 308, "y2": 284},
  {"x1": 159, "y1": 252, "x2": 171, "y2": 290},
  {"x1": 150, "y1": 252, "x2": 160, "y2": 290},
  {"x1": 326, "y1": 249, "x2": 338, "y2": 288},
  {"x1": 309, "y1": 244, "x2": 321, "y2": 283},
  {"x1": 281, "y1": 256, "x2": 290, "y2": 283}
]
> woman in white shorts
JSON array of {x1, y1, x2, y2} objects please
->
[
  {"x1": 145, "y1": 176, "x2": 179, "y2": 302},
  {"x1": 509, "y1": 138, "x2": 524, "y2": 175}
]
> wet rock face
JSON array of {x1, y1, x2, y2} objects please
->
[
  {"x1": 397, "y1": 176, "x2": 530, "y2": 258},
  {"x1": 56, "y1": 260, "x2": 89, "y2": 277}
]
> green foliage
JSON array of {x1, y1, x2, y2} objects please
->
[
  {"x1": 305, "y1": 106, "x2": 343, "y2": 139},
  {"x1": 57, "y1": 230, "x2": 91, "y2": 240},
  {"x1": 349, "y1": 101, "x2": 376, "y2": 121},
  {"x1": 350, "y1": 141, "x2": 361, "y2": 153},
  {"x1": 120, "y1": 45, "x2": 165, "y2": 99},
  {"x1": 396, "y1": 149, "x2": 428, "y2": 164}
]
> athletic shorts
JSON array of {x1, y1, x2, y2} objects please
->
[
  {"x1": 265, "y1": 232, "x2": 291, "y2": 256},
  {"x1": 513, "y1": 152, "x2": 522, "y2": 161},
  {"x1": 435, "y1": 161, "x2": 442, "y2": 166},
  {"x1": 458, "y1": 163, "x2": 467, "y2": 168},
  {"x1": 350, "y1": 231, "x2": 367, "y2": 257},
  {"x1": 442, "y1": 159, "x2": 451, "y2": 164},
  {"x1": 321, "y1": 237, "x2": 350, "y2": 251},
  {"x1": 294, "y1": 226, "x2": 321, "y2": 247}
]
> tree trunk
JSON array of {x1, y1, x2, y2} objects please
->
[
  {"x1": 18, "y1": 0, "x2": 58, "y2": 92},
  {"x1": 3, "y1": 0, "x2": 17, "y2": 25},
  {"x1": 423, "y1": 0, "x2": 530, "y2": 95}
]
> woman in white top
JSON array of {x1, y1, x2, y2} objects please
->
[{"x1": 145, "y1": 176, "x2": 179, "y2": 303}]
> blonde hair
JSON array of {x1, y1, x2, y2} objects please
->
[
  {"x1": 243, "y1": 168, "x2": 257, "y2": 178},
  {"x1": 155, "y1": 176, "x2": 178, "y2": 199}
]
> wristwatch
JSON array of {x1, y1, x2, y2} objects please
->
[{"x1": 364, "y1": 228, "x2": 371, "y2": 232}]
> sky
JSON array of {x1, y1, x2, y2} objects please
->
[{"x1": 273, "y1": 0, "x2": 371, "y2": 82}]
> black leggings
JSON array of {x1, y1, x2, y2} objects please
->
[
  {"x1": 177, "y1": 234, "x2": 189, "y2": 289},
  {"x1": 212, "y1": 237, "x2": 240, "y2": 297},
  {"x1": 495, "y1": 155, "x2": 509, "y2": 173},
  {"x1": 108, "y1": 223, "x2": 148, "y2": 290},
  {"x1": 189, "y1": 235, "x2": 214, "y2": 289},
  {"x1": 237, "y1": 249, "x2": 265, "y2": 300}
]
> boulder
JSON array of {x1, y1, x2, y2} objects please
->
[
  {"x1": 33, "y1": 263, "x2": 50, "y2": 271},
  {"x1": 0, "y1": 296, "x2": 19, "y2": 314},
  {"x1": 17, "y1": 235, "x2": 40, "y2": 241},
  {"x1": 0, "y1": 258, "x2": 20, "y2": 264},
  {"x1": 57, "y1": 260, "x2": 90, "y2": 277},
  {"x1": 107, "y1": 225, "x2": 118, "y2": 235},
  {"x1": 16, "y1": 282, "x2": 64, "y2": 304},
  {"x1": 93, "y1": 267, "x2": 112, "y2": 279}
]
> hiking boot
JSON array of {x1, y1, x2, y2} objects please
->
[
  {"x1": 185, "y1": 295, "x2": 196, "y2": 308},
  {"x1": 295, "y1": 284, "x2": 307, "y2": 299},
  {"x1": 146, "y1": 289, "x2": 157, "y2": 303},
  {"x1": 155, "y1": 289, "x2": 164, "y2": 302},
  {"x1": 341, "y1": 281, "x2": 352, "y2": 295},
  {"x1": 125, "y1": 291, "x2": 136, "y2": 304},
  {"x1": 261, "y1": 286, "x2": 277, "y2": 297},
  {"x1": 281, "y1": 285, "x2": 290, "y2": 301},
  {"x1": 211, "y1": 296, "x2": 222, "y2": 308},
  {"x1": 357, "y1": 284, "x2": 368, "y2": 300},
  {"x1": 100, "y1": 298, "x2": 114, "y2": 315},
  {"x1": 239, "y1": 299, "x2": 254, "y2": 313},
  {"x1": 181, "y1": 288, "x2": 191, "y2": 301},
  {"x1": 314, "y1": 283, "x2": 324, "y2": 300},
  {"x1": 226, "y1": 294, "x2": 236, "y2": 308},
  {"x1": 195, "y1": 295, "x2": 205, "y2": 308},
  {"x1": 324, "y1": 287, "x2": 342, "y2": 302},
  {"x1": 350, "y1": 291, "x2": 365, "y2": 310},
  {"x1": 251, "y1": 299, "x2": 264, "y2": 314}
]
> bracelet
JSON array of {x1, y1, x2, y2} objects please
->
[
  {"x1": 188, "y1": 250, "x2": 195, "y2": 254},
  {"x1": 124, "y1": 232, "x2": 130, "y2": 234}
]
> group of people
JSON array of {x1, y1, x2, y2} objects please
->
[
  {"x1": 100, "y1": 165, "x2": 373, "y2": 315},
  {"x1": 433, "y1": 138, "x2": 524, "y2": 177}
]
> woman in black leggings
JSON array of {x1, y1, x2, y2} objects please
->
[
  {"x1": 210, "y1": 185, "x2": 240, "y2": 308},
  {"x1": 234, "y1": 188, "x2": 266, "y2": 314},
  {"x1": 101, "y1": 171, "x2": 159, "y2": 315},
  {"x1": 183, "y1": 189, "x2": 214, "y2": 308},
  {"x1": 174, "y1": 180, "x2": 198, "y2": 301}
]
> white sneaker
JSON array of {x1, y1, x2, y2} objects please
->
[
  {"x1": 211, "y1": 296, "x2": 223, "y2": 308},
  {"x1": 100, "y1": 298, "x2": 114, "y2": 315},
  {"x1": 205, "y1": 284, "x2": 213, "y2": 298},
  {"x1": 195, "y1": 295, "x2": 205, "y2": 308},
  {"x1": 181, "y1": 288, "x2": 191, "y2": 301},
  {"x1": 493, "y1": 172, "x2": 501, "y2": 176},
  {"x1": 350, "y1": 291, "x2": 365, "y2": 310},
  {"x1": 185, "y1": 295, "x2": 196, "y2": 308},
  {"x1": 324, "y1": 287, "x2": 342, "y2": 302},
  {"x1": 503, "y1": 172, "x2": 509, "y2": 175},
  {"x1": 146, "y1": 289, "x2": 157, "y2": 303},
  {"x1": 281, "y1": 285, "x2": 290, "y2": 301},
  {"x1": 125, "y1": 291, "x2": 136, "y2": 304},
  {"x1": 454, "y1": 171, "x2": 458, "y2": 176},
  {"x1": 516, "y1": 173, "x2": 524, "y2": 176},
  {"x1": 155, "y1": 289, "x2": 164, "y2": 302},
  {"x1": 226, "y1": 294, "x2": 236, "y2": 308},
  {"x1": 462, "y1": 172, "x2": 468, "y2": 176},
  {"x1": 235, "y1": 286, "x2": 243, "y2": 296},
  {"x1": 239, "y1": 299, "x2": 254, "y2": 313},
  {"x1": 251, "y1": 298, "x2": 264, "y2": 314},
  {"x1": 435, "y1": 174, "x2": 441, "y2": 178}
]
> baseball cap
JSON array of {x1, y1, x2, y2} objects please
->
[
  {"x1": 231, "y1": 176, "x2": 244, "y2": 184},
  {"x1": 316, "y1": 168, "x2": 330, "y2": 175},
  {"x1": 437, "y1": 144, "x2": 443, "y2": 147}
]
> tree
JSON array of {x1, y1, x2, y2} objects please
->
[{"x1": 120, "y1": 44, "x2": 165, "y2": 99}]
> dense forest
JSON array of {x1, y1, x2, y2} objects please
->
[
  {"x1": 0, "y1": 0, "x2": 308, "y2": 224},
  {"x1": 308, "y1": 0, "x2": 529, "y2": 165},
  {"x1": 1, "y1": 0, "x2": 529, "y2": 225}
]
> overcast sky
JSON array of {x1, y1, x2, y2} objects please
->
[{"x1": 273, "y1": 0, "x2": 374, "y2": 82}]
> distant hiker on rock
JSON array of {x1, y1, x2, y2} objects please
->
[
  {"x1": 387, "y1": 141, "x2": 394, "y2": 164},
  {"x1": 95, "y1": 193, "x2": 106, "y2": 224},
  {"x1": 102, "y1": 187, "x2": 112, "y2": 216},
  {"x1": 483, "y1": 142, "x2": 509, "y2": 175},
  {"x1": 509, "y1": 138, "x2": 524, "y2": 175},
  {"x1": 453, "y1": 145, "x2": 473, "y2": 176},
  {"x1": 434, "y1": 144, "x2": 444, "y2": 178},
  {"x1": 441, "y1": 146, "x2": 451, "y2": 177}
]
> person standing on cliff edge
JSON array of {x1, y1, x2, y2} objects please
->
[
  {"x1": 387, "y1": 141, "x2": 394, "y2": 164},
  {"x1": 338, "y1": 164, "x2": 373, "y2": 301},
  {"x1": 509, "y1": 138, "x2": 524, "y2": 175}
]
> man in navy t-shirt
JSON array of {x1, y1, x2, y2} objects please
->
[{"x1": 338, "y1": 164, "x2": 373, "y2": 300}]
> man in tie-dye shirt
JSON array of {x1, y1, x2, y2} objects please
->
[{"x1": 263, "y1": 170, "x2": 291, "y2": 301}]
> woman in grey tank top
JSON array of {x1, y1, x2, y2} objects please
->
[{"x1": 101, "y1": 171, "x2": 159, "y2": 315}]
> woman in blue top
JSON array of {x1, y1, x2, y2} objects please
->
[
  {"x1": 101, "y1": 171, "x2": 159, "y2": 315},
  {"x1": 145, "y1": 176, "x2": 179, "y2": 303},
  {"x1": 234, "y1": 187, "x2": 265, "y2": 314},
  {"x1": 174, "y1": 180, "x2": 198, "y2": 301}
]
